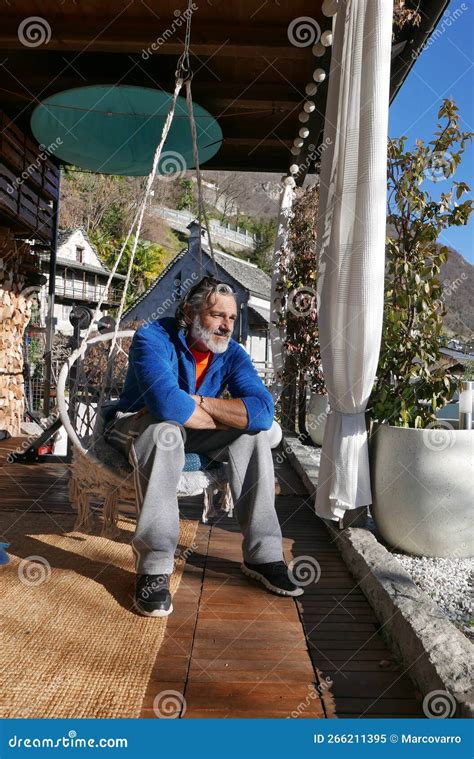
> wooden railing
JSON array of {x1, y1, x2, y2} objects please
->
[{"x1": 56, "y1": 282, "x2": 122, "y2": 305}]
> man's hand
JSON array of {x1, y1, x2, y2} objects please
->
[
  {"x1": 183, "y1": 397, "x2": 230, "y2": 430},
  {"x1": 190, "y1": 395, "x2": 248, "y2": 429}
]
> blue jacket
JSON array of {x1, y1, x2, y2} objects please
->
[{"x1": 116, "y1": 318, "x2": 274, "y2": 432}]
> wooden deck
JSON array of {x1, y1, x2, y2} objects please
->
[{"x1": 0, "y1": 437, "x2": 424, "y2": 718}]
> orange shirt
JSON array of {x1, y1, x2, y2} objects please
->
[{"x1": 190, "y1": 347, "x2": 213, "y2": 390}]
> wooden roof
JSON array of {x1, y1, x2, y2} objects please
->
[{"x1": 0, "y1": 0, "x2": 449, "y2": 177}]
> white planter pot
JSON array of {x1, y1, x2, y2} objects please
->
[
  {"x1": 368, "y1": 421, "x2": 474, "y2": 558},
  {"x1": 306, "y1": 392, "x2": 329, "y2": 446}
]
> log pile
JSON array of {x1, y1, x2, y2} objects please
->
[{"x1": 0, "y1": 229, "x2": 33, "y2": 435}]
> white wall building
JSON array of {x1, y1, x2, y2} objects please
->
[{"x1": 39, "y1": 228, "x2": 126, "y2": 335}]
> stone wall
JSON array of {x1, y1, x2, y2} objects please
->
[{"x1": 0, "y1": 229, "x2": 33, "y2": 436}]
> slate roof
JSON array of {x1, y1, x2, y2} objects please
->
[
  {"x1": 122, "y1": 248, "x2": 188, "y2": 318},
  {"x1": 123, "y1": 245, "x2": 271, "y2": 318},
  {"x1": 58, "y1": 227, "x2": 96, "y2": 253},
  {"x1": 213, "y1": 251, "x2": 271, "y2": 299}
]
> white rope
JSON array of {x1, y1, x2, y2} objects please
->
[
  {"x1": 80, "y1": 76, "x2": 185, "y2": 438},
  {"x1": 65, "y1": 75, "x2": 183, "y2": 367},
  {"x1": 108, "y1": 77, "x2": 184, "y2": 355},
  {"x1": 74, "y1": 0, "x2": 196, "y2": 356},
  {"x1": 74, "y1": 207, "x2": 140, "y2": 348}
]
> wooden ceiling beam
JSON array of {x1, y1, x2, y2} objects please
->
[
  {"x1": 0, "y1": 19, "x2": 310, "y2": 59},
  {"x1": 0, "y1": 51, "x2": 311, "y2": 103},
  {"x1": 0, "y1": 88, "x2": 301, "y2": 116}
]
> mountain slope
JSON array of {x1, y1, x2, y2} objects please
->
[{"x1": 439, "y1": 246, "x2": 473, "y2": 337}]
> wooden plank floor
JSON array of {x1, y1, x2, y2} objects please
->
[{"x1": 0, "y1": 436, "x2": 424, "y2": 718}]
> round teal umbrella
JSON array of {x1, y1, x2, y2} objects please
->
[{"x1": 30, "y1": 85, "x2": 222, "y2": 176}]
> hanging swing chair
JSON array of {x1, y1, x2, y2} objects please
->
[
  {"x1": 57, "y1": 330, "x2": 233, "y2": 538},
  {"x1": 56, "y1": 12, "x2": 234, "y2": 537}
]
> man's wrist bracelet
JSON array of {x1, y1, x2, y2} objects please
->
[{"x1": 199, "y1": 395, "x2": 205, "y2": 407}]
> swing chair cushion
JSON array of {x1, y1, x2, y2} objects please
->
[
  {"x1": 90, "y1": 433, "x2": 223, "y2": 477},
  {"x1": 69, "y1": 435, "x2": 230, "y2": 537},
  {"x1": 70, "y1": 398, "x2": 230, "y2": 535},
  {"x1": 96, "y1": 401, "x2": 223, "y2": 474}
]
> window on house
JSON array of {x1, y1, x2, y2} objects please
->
[{"x1": 75, "y1": 246, "x2": 85, "y2": 263}]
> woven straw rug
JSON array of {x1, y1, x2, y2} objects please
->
[{"x1": 0, "y1": 511, "x2": 198, "y2": 718}]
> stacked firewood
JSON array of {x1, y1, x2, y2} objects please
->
[{"x1": 0, "y1": 229, "x2": 33, "y2": 435}]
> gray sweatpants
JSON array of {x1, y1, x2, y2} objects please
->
[{"x1": 105, "y1": 410, "x2": 284, "y2": 574}]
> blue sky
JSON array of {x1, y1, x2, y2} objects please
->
[{"x1": 389, "y1": 0, "x2": 473, "y2": 264}]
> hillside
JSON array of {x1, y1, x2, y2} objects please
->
[
  {"x1": 59, "y1": 166, "x2": 472, "y2": 339},
  {"x1": 439, "y1": 246, "x2": 473, "y2": 337},
  {"x1": 200, "y1": 170, "x2": 318, "y2": 219},
  {"x1": 150, "y1": 177, "x2": 473, "y2": 339}
]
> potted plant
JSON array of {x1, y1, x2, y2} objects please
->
[
  {"x1": 367, "y1": 99, "x2": 473, "y2": 558},
  {"x1": 277, "y1": 185, "x2": 328, "y2": 441}
]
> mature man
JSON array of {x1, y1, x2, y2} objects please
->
[{"x1": 106, "y1": 276, "x2": 303, "y2": 617}]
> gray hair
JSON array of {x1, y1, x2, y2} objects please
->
[{"x1": 175, "y1": 276, "x2": 235, "y2": 331}]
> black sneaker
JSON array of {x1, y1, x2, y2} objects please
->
[
  {"x1": 134, "y1": 573, "x2": 173, "y2": 617},
  {"x1": 240, "y1": 560, "x2": 304, "y2": 597}
]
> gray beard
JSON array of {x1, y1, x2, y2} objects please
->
[{"x1": 190, "y1": 315, "x2": 231, "y2": 354}]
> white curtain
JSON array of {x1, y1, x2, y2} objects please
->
[{"x1": 314, "y1": 0, "x2": 393, "y2": 522}]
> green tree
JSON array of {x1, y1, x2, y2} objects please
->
[
  {"x1": 60, "y1": 168, "x2": 143, "y2": 236},
  {"x1": 176, "y1": 178, "x2": 194, "y2": 211},
  {"x1": 275, "y1": 185, "x2": 325, "y2": 432},
  {"x1": 252, "y1": 218, "x2": 278, "y2": 274},
  {"x1": 369, "y1": 99, "x2": 473, "y2": 427},
  {"x1": 90, "y1": 231, "x2": 168, "y2": 308}
]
